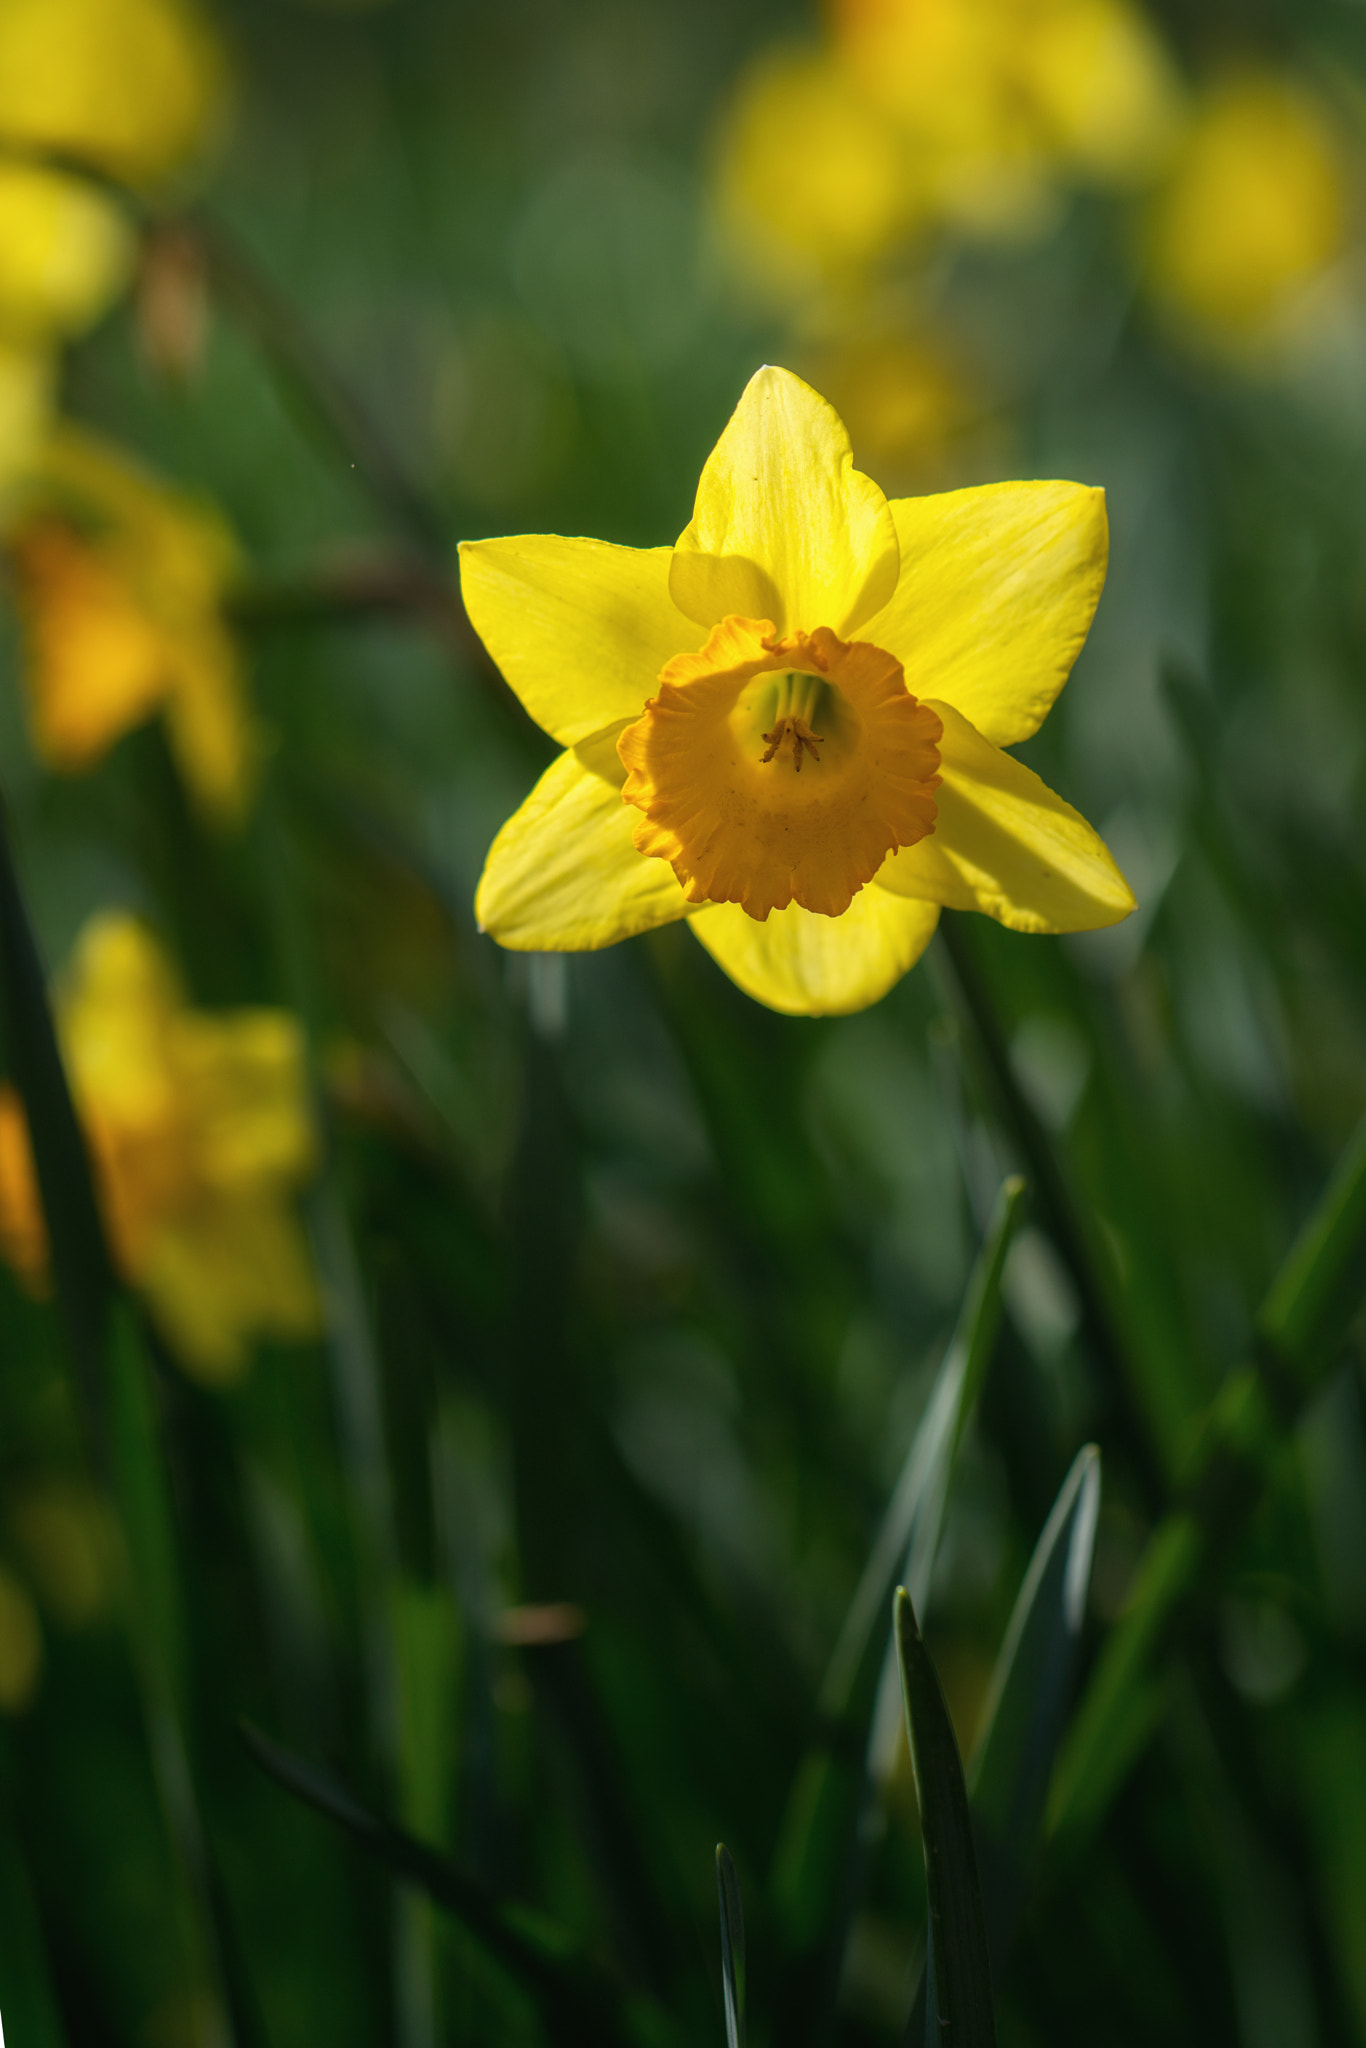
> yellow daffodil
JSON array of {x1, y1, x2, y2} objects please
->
[
  {"x1": 1144, "y1": 71, "x2": 1348, "y2": 346},
  {"x1": 0, "y1": 0, "x2": 224, "y2": 191},
  {"x1": 0, "y1": 914, "x2": 320, "y2": 1383},
  {"x1": 7, "y1": 425, "x2": 257, "y2": 823},
  {"x1": 461, "y1": 367, "x2": 1133, "y2": 1017}
]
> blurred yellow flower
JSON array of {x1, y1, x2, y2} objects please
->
[
  {"x1": 8, "y1": 1479, "x2": 116, "y2": 1627},
  {"x1": 8, "y1": 426, "x2": 258, "y2": 823},
  {"x1": 0, "y1": 1563, "x2": 43, "y2": 1712},
  {"x1": 0, "y1": 0, "x2": 225, "y2": 189},
  {"x1": 0, "y1": 914, "x2": 321, "y2": 1383},
  {"x1": 0, "y1": 0, "x2": 225, "y2": 449},
  {"x1": 714, "y1": 47, "x2": 915, "y2": 299},
  {"x1": 461, "y1": 366, "x2": 1133, "y2": 1018},
  {"x1": 0, "y1": 164, "x2": 137, "y2": 342},
  {"x1": 1144, "y1": 71, "x2": 1348, "y2": 345},
  {"x1": 800, "y1": 330, "x2": 978, "y2": 485},
  {"x1": 716, "y1": 0, "x2": 1182, "y2": 292}
]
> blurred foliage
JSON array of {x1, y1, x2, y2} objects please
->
[{"x1": 0, "y1": 2, "x2": 1364, "y2": 2048}]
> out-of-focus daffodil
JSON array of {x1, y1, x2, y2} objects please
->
[
  {"x1": 0, "y1": 0, "x2": 225, "y2": 470},
  {"x1": 0, "y1": 1563, "x2": 43, "y2": 1712},
  {"x1": 1144, "y1": 72, "x2": 1348, "y2": 346},
  {"x1": 461, "y1": 366, "x2": 1132, "y2": 1018},
  {"x1": 0, "y1": 164, "x2": 137, "y2": 341},
  {"x1": 8, "y1": 426, "x2": 257, "y2": 822},
  {"x1": 717, "y1": 0, "x2": 1183, "y2": 294},
  {"x1": 833, "y1": 0, "x2": 1183, "y2": 198},
  {"x1": 0, "y1": 0, "x2": 224, "y2": 190},
  {"x1": 800, "y1": 330, "x2": 978, "y2": 485},
  {"x1": 8, "y1": 1480, "x2": 115, "y2": 1627},
  {"x1": 0, "y1": 914, "x2": 321, "y2": 1383},
  {"x1": 714, "y1": 47, "x2": 915, "y2": 298}
]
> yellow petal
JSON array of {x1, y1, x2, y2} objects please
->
[
  {"x1": 0, "y1": 165, "x2": 134, "y2": 341},
  {"x1": 0, "y1": 1084, "x2": 48, "y2": 1290},
  {"x1": 171, "y1": 1010, "x2": 314, "y2": 1189},
  {"x1": 161, "y1": 625, "x2": 257, "y2": 826},
  {"x1": 458, "y1": 535, "x2": 693, "y2": 747},
  {"x1": 669, "y1": 365, "x2": 900, "y2": 638},
  {"x1": 866, "y1": 481, "x2": 1107, "y2": 746},
  {"x1": 143, "y1": 1197, "x2": 320, "y2": 1386},
  {"x1": 688, "y1": 889, "x2": 940, "y2": 1016},
  {"x1": 11, "y1": 520, "x2": 171, "y2": 769},
  {"x1": 476, "y1": 732, "x2": 691, "y2": 951},
  {"x1": 875, "y1": 699, "x2": 1134, "y2": 932}
]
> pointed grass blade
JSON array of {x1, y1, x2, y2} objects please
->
[
  {"x1": 716, "y1": 1845, "x2": 746, "y2": 2048},
  {"x1": 968, "y1": 1444, "x2": 1100, "y2": 1960},
  {"x1": 1257, "y1": 1111, "x2": 1366, "y2": 1378},
  {"x1": 240, "y1": 1720, "x2": 662, "y2": 2048},
  {"x1": 902, "y1": 1449, "x2": 1101, "y2": 2042},
  {"x1": 0, "y1": 1815, "x2": 69, "y2": 2048},
  {"x1": 825, "y1": 1176, "x2": 1024, "y2": 1722},
  {"x1": 0, "y1": 808, "x2": 114, "y2": 1449},
  {"x1": 895, "y1": 1590, "x2": 996, "y2": 2048},
  {"x1": 769, "y1": 1180, "x2": 1023, "y2": 1951}
]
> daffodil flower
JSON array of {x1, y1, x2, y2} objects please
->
[
  {"x1": 461, "y1": 367, "x2": 1134, "y2": 1017},
  {"x1": 8, "y1": 426, "x2": 257, "y2": 823},
  {"x1": 0, "y1": 915, "x2": 320, "y2": 1382}
]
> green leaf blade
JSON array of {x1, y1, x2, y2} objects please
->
[
  {"x1": 968, "y1": 1444, "x2": 1101, "y2": 1961},
  {"x1": 715, "y1": 1844, "x2": 745, "y2": 2048},
  {"x1": 895, "y1": 1589, "x2": 996, "y2": 2048}
]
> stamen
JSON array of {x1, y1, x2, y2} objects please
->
[{"x1": 761, "y1": 715, "x2": 824, "y2": 771}]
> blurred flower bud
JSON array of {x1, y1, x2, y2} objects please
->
[{"x1": 136, "y1": 222, "x2": 210, "y2": 386}]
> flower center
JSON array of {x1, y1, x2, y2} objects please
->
[{"x1": 618, "y1": 616, "x2": 943, "y2": 921}]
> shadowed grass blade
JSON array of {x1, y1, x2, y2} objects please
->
[
  {"x1": 716, "y1": 1845, "x2": 745, "y2": 2048},
  {"x1": 1257, "y1": 1113, "x2": 1366, "y2": 1376},
  {"x1": 0, "y1": 1815, "x2": 69, "y2": 2048},
  {"x1": 968, "y1": 1443, "x2": 1101, "y2": 1961},
  {"x1": 770, "y1": 1178, "x2": 1024, "y2": 1952},
  {"x1": 902, "y1": 1448, "x2": 1102, "y2": 2042},
  {"x1": 0, "y1": 805, "x2": 114, "y2": 1451},
  {"x1": 828, "y1": 1176, "x2": 1026, "y2": 1722},
  {"x1": 240, "y1": 1720, "x2": 668, "y2": 2048},
  {"x1": 895, "y1": 1590, "x2": 996, "y2": 2048}
]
